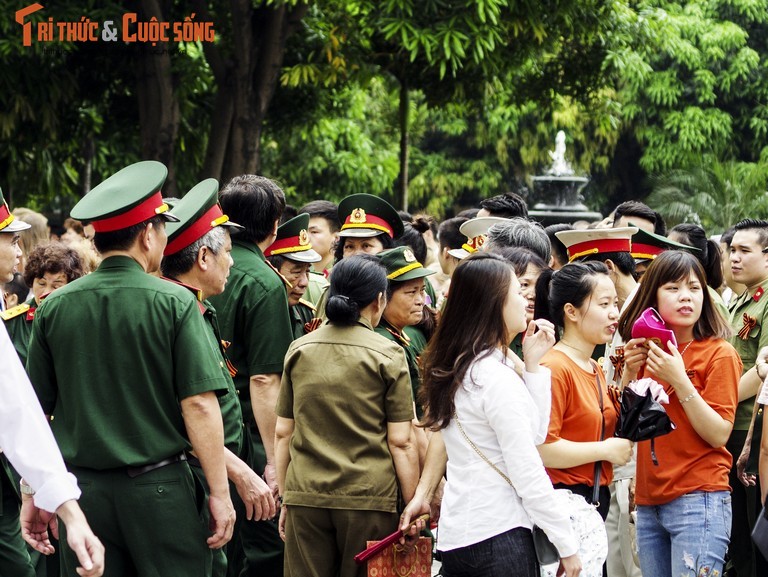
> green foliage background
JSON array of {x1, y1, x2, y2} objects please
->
[{"x1": 1, "y1": 0, "x2": 768, "y2": 230}]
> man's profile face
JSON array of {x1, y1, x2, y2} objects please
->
[{"x1": 0, "y1": 233, "x2": 22, "y2": 283}]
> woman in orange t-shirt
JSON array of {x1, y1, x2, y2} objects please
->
[
  {"x1": 535, "y1": 261, "x2": 634, "y2": 520},
  {"x1": 619, "y1": 250, "x2": 740, "y2": 577}
]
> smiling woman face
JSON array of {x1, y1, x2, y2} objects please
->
[{"x1": 655, "y1": 270, "x2": 703, "y2": 341}]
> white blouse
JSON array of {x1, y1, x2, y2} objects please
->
[
  {"x1": 0, "y1": 323, "x2": 80, "y2": 512},
  {"x1": 438, "y1": 348, "x2": 578, "y2": 557}
]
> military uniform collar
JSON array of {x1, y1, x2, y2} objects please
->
[
  {"x1": 379, "y1": 317, "x2": 411, "y2": 347},
  {"x1": 733, "y1": 277, "x2": 768, "y2": 308},
  {"x1": 162, "y1": 276, "x2": 204, "y2": 301},
  {"x1": 98, "y1": 255, "x2": 146, "y2": 271},
  {"x1": 232, "y1": 238, "x2": 265, "y2": 261},
  {"x1": 357, "y1": 316, "x2": 375, "y2": 331}
]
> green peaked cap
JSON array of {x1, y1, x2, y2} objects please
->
[
  {"x1": 631, "y1": 225, "x2": 700, "y2": 262},
  {"x1": 337, "y1": 193, "x2": 404, "y2": 239},
  {"x1": 71, "y1": 161, "x2": 178, "y2": 231},
  {"x1": 377, "y1": 246, "x2": 435, "y2": 281},
  {"x1": 163, "y1": 178, "x2": 243, "y2": 256},
  {"x1": 265, "y1": 214, "x2": 321, "y2": 263}
]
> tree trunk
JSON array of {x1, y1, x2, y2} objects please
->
[
  {"x1": 199, "y1": 0, "x2": 308, "y2": 183},
  {"x1": 397, "y1": 78, "x2": 409, "y2": 211}
]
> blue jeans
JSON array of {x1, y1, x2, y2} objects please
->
[
  {"x1": 439, "y1": 527, "x2": 538, "y2": 577},
  {"x1": 637, "y1": 491, "x2": 731, "y2": 577}
]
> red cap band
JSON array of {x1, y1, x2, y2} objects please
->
[
  {"x1": 164, "y1": 204, "x2": 225, "y2": 256},
  {"x1": 91, "y1": 191, "x2": 167, "y2": 233},
  {"x1": 567, "y1": 238, "x2": 631, "y2": 262},
  {"x1": 630, "y1": 243, "x2": 664, "y2": 259},
  {"x1": 265, "y1": 235, "x2": 311, "y2": 257},
  {"x1": 341, "y1": 213, "x2": 394, "y2": 237}
]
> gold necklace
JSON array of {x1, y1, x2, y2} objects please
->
[
  {"x1": 558, "y1": 340, "x2": 593, "y2": 370},
  {"x1": 678, "y1": 340, "x2": 694, "y2": 357}
]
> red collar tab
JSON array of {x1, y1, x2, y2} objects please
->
[
  {"x1": 25, "y1": 307, "x2": 37, "y2": 322},
  {"x1": 754, "y1": 287, "x2": 764, "y2": 302},
  {"x1": 164, "y1": 204, "x2": 225, "y2": 256},
  {"x1": 91, "y1": 191, "x2": 168, "y2": 233}
]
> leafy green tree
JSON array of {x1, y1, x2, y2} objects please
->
[{"x1": 647, "y1": 160, "x2": 768, "y2": 232}]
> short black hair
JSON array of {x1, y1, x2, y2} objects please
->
[
  {"x1": 580, "y1": 250, "x2": 636, "y2": 277},
  {"x1": 734, "y1": 219, "x2": 768, "y2": 248},
  {"x1": 480, "y1": 192, "x2": 528, "y2": 219},
  {"x1": 219, "y1": 175, "x2": 286, "y2": 244},
  {"x1": 613, "y1": 201, "x2": 665, "y2": 235},
  {"x1": 456, "y1": 208, "x2": 480, "y2": 219},
  {"x1": 545, "y1": 223, "x2": 573, "y2": 267},
  {"x1": 437, "y1": 217, "x2": 469, "y2": 251},
  {"x1": 669, "y1": 223, "x2": 723, "y2": 289},
  {"x1": 394, "y1": 223, "x2": 428, "y2": 264},
  {"x1": 280, "y1": 204, "x2": 298, "y2": 224},
  {"x1": 4, "y1": 272, "x2": 28, "y2": 303},
  {"x1": 93, "y1": 215, "x2": 165, "y2": 254},
  {"x1": 298, "y1": 200, "x2": 340, "y2": 232}
]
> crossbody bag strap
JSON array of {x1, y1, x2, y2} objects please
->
[
  {"x1": 590, "y1": 361, "x2": 605, "y2": 508},
  {"x1": 453, "y1": 412, "x2": 514, "y2": 487}
]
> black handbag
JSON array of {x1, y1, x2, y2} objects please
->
[
  {"x1": 532, "y1": 525, "x2": 560, "y2": 566},
  {"x1": 615, "y1": 386, "x2": 675, "y2": 465},
  {"x1": 753, "y1": 505, "x2": 768, "y2": 560}
]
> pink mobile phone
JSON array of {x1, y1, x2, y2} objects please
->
[{"x1": 631, "y1": 307, "x2": 677, "y2": 349}]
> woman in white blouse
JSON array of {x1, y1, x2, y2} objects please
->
[{"x1": 401, "y1": 252, "x2": 581, "y2": 577}]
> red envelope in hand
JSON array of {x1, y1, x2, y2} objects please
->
[{"x1": 631, "y1": 307, "x2": 677, "y2": 349}]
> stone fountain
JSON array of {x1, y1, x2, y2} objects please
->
[{"x1": 528, "y1": 131, "x2": 602, "y2": 226}]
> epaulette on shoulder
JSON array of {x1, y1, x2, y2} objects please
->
[
  {"x1": 298, "y1": 298, "x2": 316, "y2": 312},
  {"x1": 0, "y1": 303, "x2": 30, "y2": 321}
]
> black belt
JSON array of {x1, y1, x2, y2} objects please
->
[{"x1": 126, "y1": 453, "x2": 187, "y2": 478}]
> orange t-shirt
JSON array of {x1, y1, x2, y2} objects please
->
[
  {"x1": 542, "y1": 349, "x2": 619, "y2": 487},
  {"x1": 635, "y1": 338, "x2": 740, "y2": 506}
]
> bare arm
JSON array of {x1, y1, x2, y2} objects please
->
[
  {"x1": 274, "y1": 416, "x2": 295, "y2": 542},
  {"x1": 224, "y1": 448, "x2": 276, "y2": 521},
  {"x1": 250, "y1": 373, "x2": 281, "y2": 493},
  {"x1": 387, "y1": 421, "x2": 419, "y2": 504},
  {"x1": 537, "y1": 437, "x2": 632, "y2": 469},
  {"x1": 181, "y1": 392, "x2": 234, "y2": 549},
  {"x1": 274, "y1": 416, "x2": 295, "y2": 499},
  {"x1": 399, "y1": 431, "x2": 447, "y2": 531},
  {"x1": 740, "y1": 367, "x2": 762, "y2": 402},
  {"x1": 760, "y1": 407, "x2": 768, "y2": 504}
]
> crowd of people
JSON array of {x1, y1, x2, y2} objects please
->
[{"x1": 0, "y1": 162, "x2": 767, "y2": 577}]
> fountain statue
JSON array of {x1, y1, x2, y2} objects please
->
[{"x1": 528, "y1": 131, "x2": 602, "y2": 226}]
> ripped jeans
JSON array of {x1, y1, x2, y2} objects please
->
[{"x1": 636, "y1": 491, "x2": 731, "y2": 577}]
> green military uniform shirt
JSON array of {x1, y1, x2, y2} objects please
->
[
  {"x1": 2, "y1": 298, "x2": 35, "y2": 366},
  {"x1": 208, "y1": 240, "x2": 293, "y2": 395},
  {"x1": 289, "y1": 299, "x2": 320, "y2": 340},
  {"x1": 728, "y1": 278, "x2": 768, "y2": 430},
  {"x1": 276, "y1": 318, "x2": 414, "y2": 512},
  {"x1": 375, "y1": 320, "x2": 425, "y2": 417},
  {"x1": 168, "y1": 278, "x2": 244, "y2": 456},
  {"x1": 27, "y1": 256, "x2": 230, "y2": 469}
]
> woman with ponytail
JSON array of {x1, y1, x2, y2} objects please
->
[{"x1": 275, "y1": 255, "x2": 419, "y2": 577}]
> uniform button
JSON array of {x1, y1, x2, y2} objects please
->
[
  {"x1": 157, "y1": 486, "x2": 164, "y2": 493},
  {"x1": 220, "y1": 361, "x2": 224, "y2": 368}
]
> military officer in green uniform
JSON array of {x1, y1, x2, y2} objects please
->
[
  {"x1": 265, "y1": 214, "x2": 323, "y2": 339},
  {"x1": 374, "y1": 246, "x2": 434, "y2": 416},
  {"x1": 161, "y1": 179, "x2": 277, "y2": 577},
  {"x1": 0, "y1": 191, "x2": 37, "y2": 577},
  {"x1": 26, "y1": 161, "x2": 235, "y2": 577},
  {"x1": 208, "y1": 175, "x2": 293, "y2": 577},
  {"x1": 725, "y1": 219, "x2": 768, "y2": 577}
]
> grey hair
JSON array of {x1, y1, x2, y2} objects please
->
[
  {"x1": 485, "y1": 218, "x2": 551, "y2": 263},
  {"x1": 161, "y1": 226, "x2": 228, "y2": 278}
]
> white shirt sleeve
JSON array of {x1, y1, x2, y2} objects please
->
[
  {"x1": 483, "y1": 370, "x2": 579, "y2": 558},
  {"x1": 758, "y1": 380, "x2": 768, "y2": 405},
  {"x1": 0, "y1": 323, "x2": 80, "y2": 512},
  {"x1": 522, "y1": 368, "x2": 551, "y2": 445}
]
